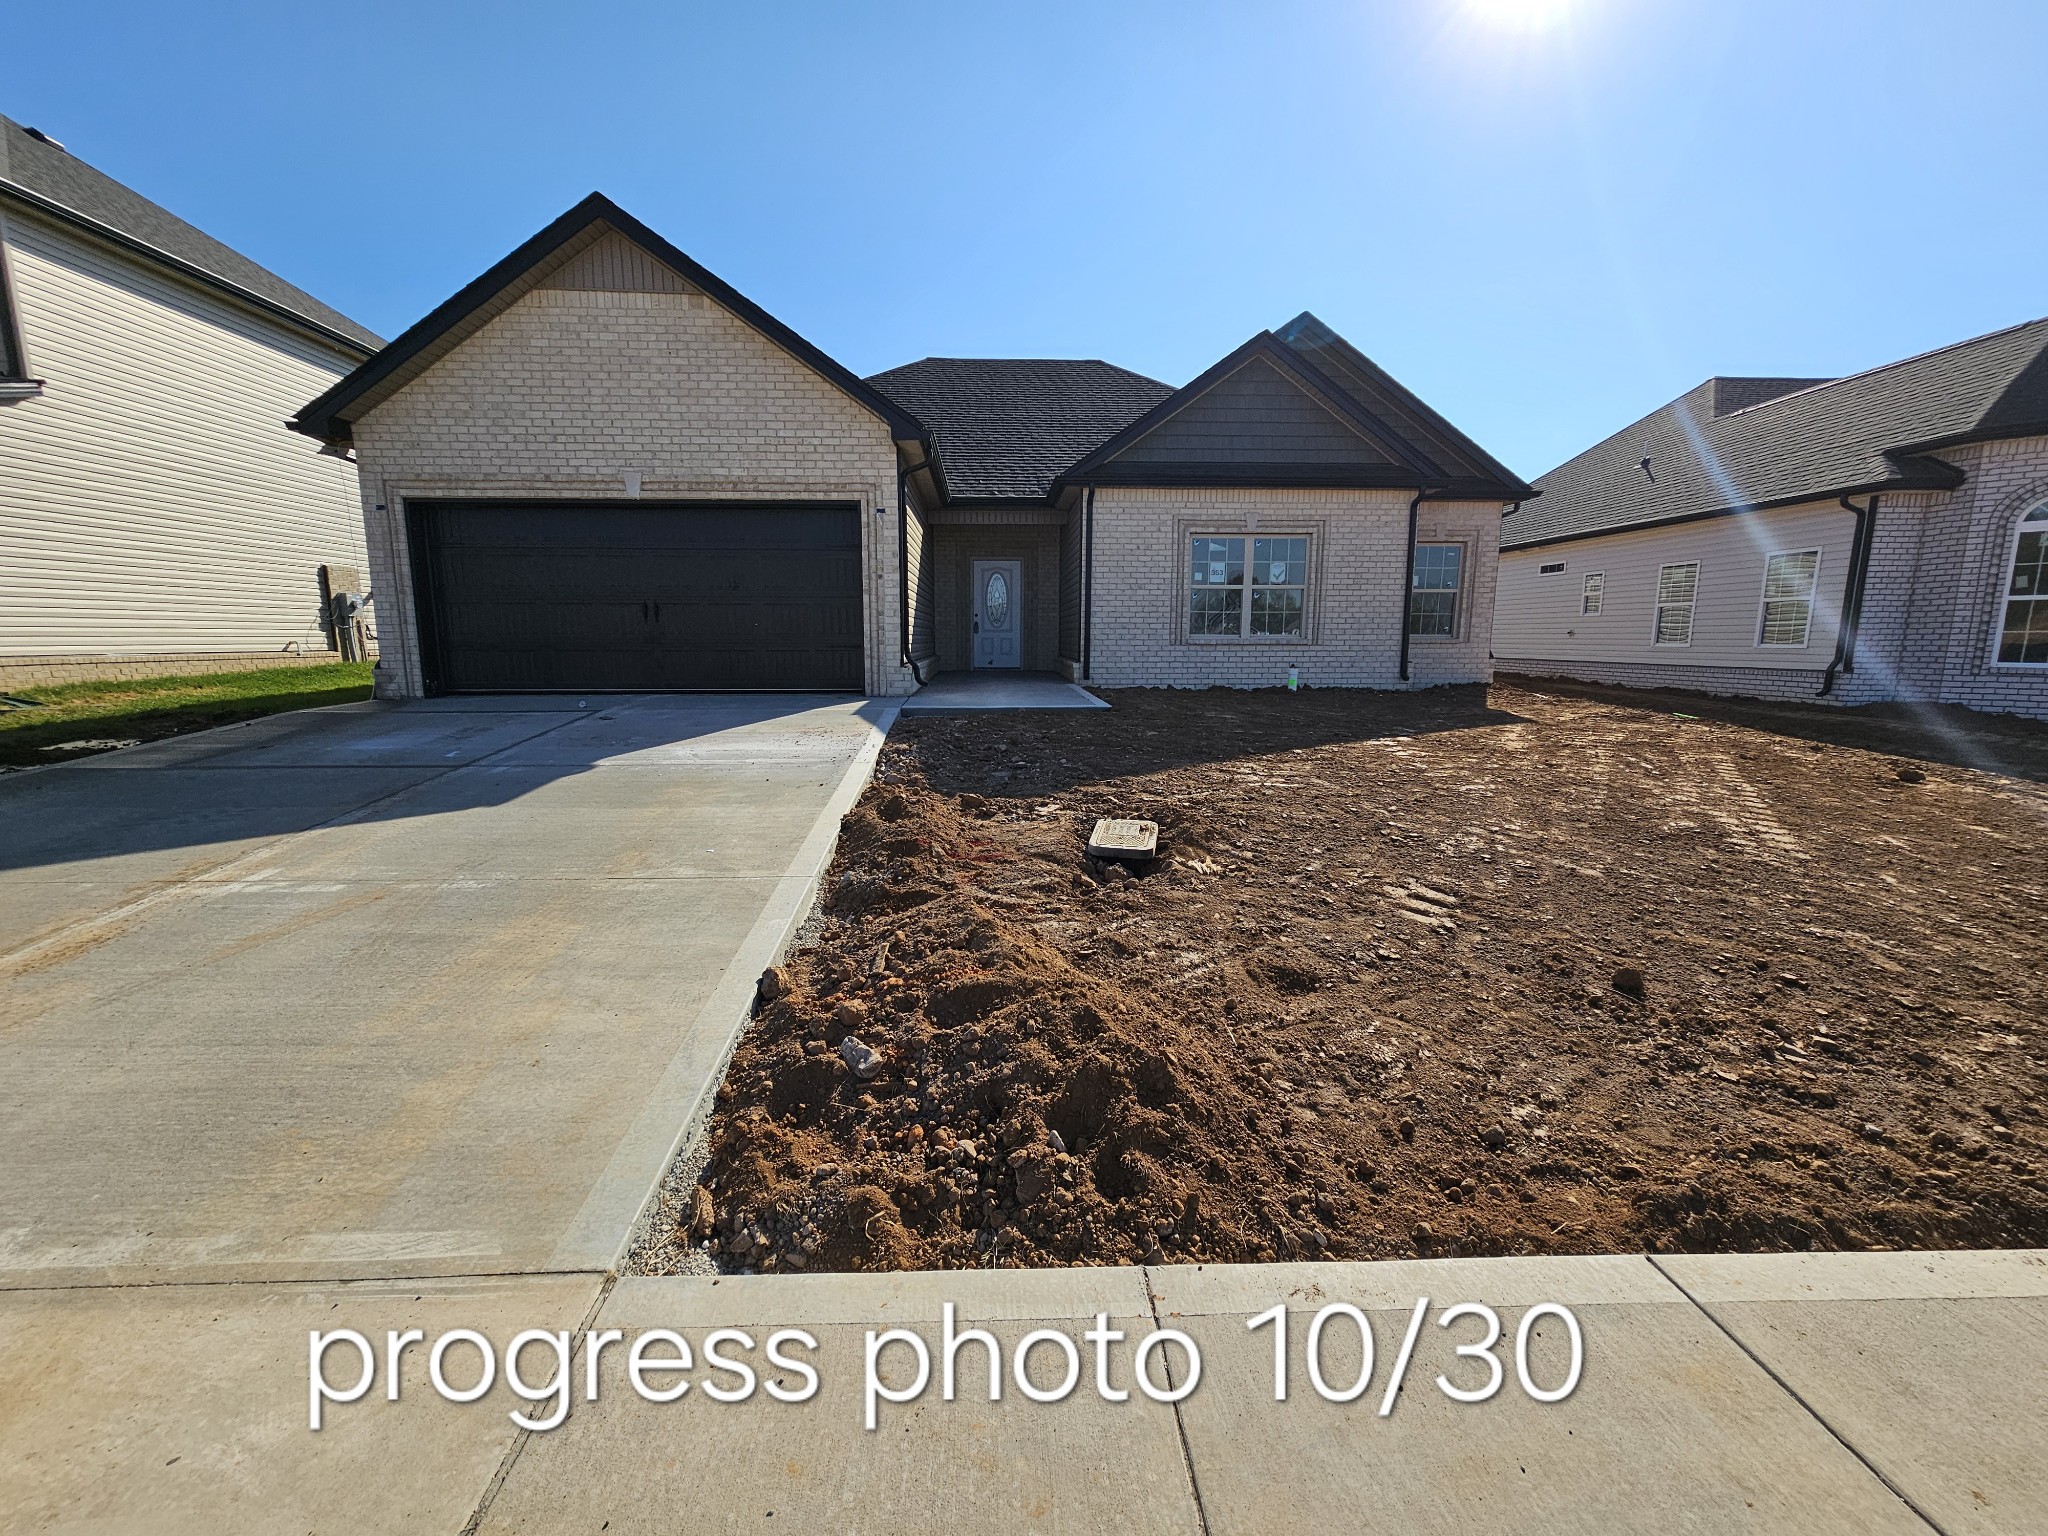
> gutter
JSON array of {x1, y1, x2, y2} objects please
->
[
  {"x1": 1082, "y1": 485, "x2": 1096, "y2": 682},
  {"x1": 0, "y1": 179, "x2": 378, "y2": 360},
  {"x1": 1820, "y1": 494, "x2": 1878, "y2": 697},
  {"x1": 1397, "y1": 487, "x2": 1435, "y2": 682},
  {"x1": 1502, "y1": 474, "x2": 1949, "y2": 553},
  {"x1": 897, "y1": 454, "x2": 935, "y2": 686}
]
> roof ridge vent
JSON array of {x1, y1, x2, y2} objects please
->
[{"x1": 21, "y1": 126, "x2": 65, "y2": 150}]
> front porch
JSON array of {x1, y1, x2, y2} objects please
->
[{"x1": 915, "y1": 512, "x2": 1080, "y2": 680}]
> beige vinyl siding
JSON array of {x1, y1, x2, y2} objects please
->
[
  {"x1": 1494, "y1": 500, "x2": 1858, "y2": 669},
  {"x1": 0, "y1": 209, "x2": 366, "y2": 657}
]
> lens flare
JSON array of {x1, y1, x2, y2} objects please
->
[{"x1": 1464, "y1": 0, "x2": 1578, "y2": 31}]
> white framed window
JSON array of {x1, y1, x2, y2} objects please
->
[
  {"x1": 1653, "y1": 562, "x2": 1699, "y2": 646},
  {"x1": 1996, "y1": 502, "x2": 2048, "y2": 666},
  {"x1": 1539, "y1": 559, "x2": 1567, "y2": 575},
  {"x1": 1188, "y1": 534, "x2": 1307, "y2": 639},
  {"x1": 1581, "y1": 572, "x2": 1605, "y2": 615},
  {"x1": 1756, "y1": 549, "x2": 1821, "y2": 647},
  {"x1": 1408, "y1": 543, "x2": 1465, "y2": 637}
]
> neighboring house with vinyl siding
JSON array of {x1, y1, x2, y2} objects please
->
[
  {"x1": 292, "y1": 194, "x2": 1530, "y2": 700},
  {"x1": 0, "y1": 115, "x2": 380, "y2": 689},
  {"x1": 1493, "y1": 319, "x2": 2048, "y2": 721}
]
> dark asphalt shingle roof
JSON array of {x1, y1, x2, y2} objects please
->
[
  {"x1": 0, "y1": 115, "x2": 381, "y2": 354},
  {"x1": 1507, "y1": 317, "x2": 2048, "y2": 548},
  {"x1": 865, "y1": 357, "x2": 1175, "y2": 499}
]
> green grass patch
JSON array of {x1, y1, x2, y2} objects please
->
[{"x1": 0, "y1": 662, "x2": 374, "y2": 767}]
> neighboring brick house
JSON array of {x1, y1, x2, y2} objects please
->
[
  {"x1": 292, "y1": 195, "x2": 1528, "y2": 699},
  {"x1": 0, "y1": 115, "x2": 380, "y2": 689},
  {"x1": 1494, "y1": 319, "x2": 2048, "y2": 720}
]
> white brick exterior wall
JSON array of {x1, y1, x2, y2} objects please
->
[
  {"x1": 1083, "y1": 488, "x2": 1503, "y2": 689},
  {"x1": 1494, "y1": 435, "x2": 2048, "y2": 721},
  {"x1": 349, "y1": 284, "x2": 914, "y2": 698},
  {"x1": 1846, "y1": 436, "x2": 2048, "y2": 718}
]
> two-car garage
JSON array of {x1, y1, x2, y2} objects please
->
[
  {"x1": 288, "y1": 199, "x2": 934, "y2": 701},
  {"x1": 405, "y1": 500, "x2": 865, "y2": 693}
]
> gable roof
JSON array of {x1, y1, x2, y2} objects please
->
[
  {"x1": 864, "y1": 357, "x2": 1174, "y2": 500},
  {"x1": 1506, "y1": 317, "x2": 2048, "y2": 550},
  {"x1": 1054, "y1": 313, "x2": 1531, "y2": 500},
  {"x1": 0, "y1": 115, "x2": 380, "y2": 355},
  {"x1": 290, "y1": 193, "x2": 926, "y2": 446}
]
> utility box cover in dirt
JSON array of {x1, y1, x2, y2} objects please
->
[{"x1": 1088, "y1": 818, "x2": 1158, "y2": 860}]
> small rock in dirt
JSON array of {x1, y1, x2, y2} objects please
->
[
  {"x1": 1480, "y1": 1126, "x2": 1508, "y2": 1151},
  {"x1": 1611, "y1": 967, "x2": 1647, "y2": 1000},
  {"x1": 1895, "y1": 766, "x2": 1927, "y2": 784},
  {"x1": 840, "y1": 1035, "x2": 883, "y2": 1080},
  {"x1": 833, "y1": 999, "x2": 870, "y2": 1030},
  {"x1": 687, "y1": 1185, "x2": 716, "y2": 1239},
  {"x1": 757, "y1": 966, "x2": 792, "y2": 1002},
  {"x1": 1397, "y1": 1117, "x2": 1417, "y2": 1142},
  {"x1": 1046, "y1": 1129, "x2": 1067, "y2": 1154}
]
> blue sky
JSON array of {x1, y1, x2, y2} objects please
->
[{"x1": 7, "y1": 0, "x2": 2044, "y2": 476}]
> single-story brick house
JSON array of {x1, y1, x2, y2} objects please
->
[
  {"x1": 291, "y1": 194, "x2": 1529, "y2": 698},
  {"x1": 0, "y1": 115, "x2": 380, "y2": 690},
  {"x1": 1493, "y1": 318, "x2": 2048, "y2": 720}
]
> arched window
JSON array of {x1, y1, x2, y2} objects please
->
[{"x1": 1998, "y1": 502, "x2": 2048, "y2": 665}]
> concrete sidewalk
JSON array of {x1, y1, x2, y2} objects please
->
[{"x1": 5, "y1": 1249, "x2": 2037, "y2": 1533}]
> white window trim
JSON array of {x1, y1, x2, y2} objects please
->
[
  {"x1": 1652, "y1": 561, "x2": 1700, "y2": 648},
  {"x1": 1581, "y1": 571, "x2": 1605, "y2": 616},
  {"x1": 1184, "y1": 531, "x2": 1313, "y2": 644},
  {"x1": 1990, "y1": 500, "x2": 2048, "y2": 669},
  {"x1": 1754, "y1": 547, "x2": 1823, "y2": 649},
  {"x1": 1408, "y1": 540, "x2": 1468, "y2": 644}
]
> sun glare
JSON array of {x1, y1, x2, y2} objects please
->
[{"x1": 1464, "y1": 0, "x2": 1577, "y2": 32}]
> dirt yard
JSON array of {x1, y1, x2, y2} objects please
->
[{"x1": 638, "y1": 681, "x2": 2047, "y2": 1275}]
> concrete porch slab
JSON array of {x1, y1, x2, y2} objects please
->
[{"x1": 900, "y1": 672, "x2": 1109, "y2": 714}]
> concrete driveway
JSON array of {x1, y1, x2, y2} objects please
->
[{"x1": 0, "y1": 693, "x2": 892, "y2": 1288}]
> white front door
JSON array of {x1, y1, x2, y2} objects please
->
[{"x1": 971, "y1": 560, "x2": 1022, "y2": 669}]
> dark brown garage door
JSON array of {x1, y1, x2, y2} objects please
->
[{"x1": 407, "y1": 500, "x2": 864, "y2": 693}]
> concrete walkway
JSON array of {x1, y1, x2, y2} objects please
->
[
  {"x1": 900, "y1": 671, "x2": 1109, "y2": 714},
  {"x1": 2, "y1": 1249, "x2": 2039, "y2": 1533}
]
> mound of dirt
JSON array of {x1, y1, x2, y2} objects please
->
[{"x1": 661, "y1": 684, "x2": 2047, "y2": 1274}]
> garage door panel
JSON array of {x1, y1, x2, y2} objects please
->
[{"x1": 410, "y1": 501, "x2": 864, "y2": 693}]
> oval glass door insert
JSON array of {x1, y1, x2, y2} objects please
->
[{"x1": 984, "y1": 570, "x2": 1010, "y2": 628}]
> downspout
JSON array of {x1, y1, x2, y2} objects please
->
[
  {"x1": 1081, "y1": 484, "x2": 1097, "y2": 682},
  {"x1": 897, "y1": 454, "x2": 933, "y2": 687},
  {"x1": 1820, "y1": 493, "x2": 1878, "y2": 697},
  {"x1": 1397, "y1": 487, "x2": 1430, "y2": 682}
]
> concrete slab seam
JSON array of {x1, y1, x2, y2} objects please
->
[
  {"x1": 548, "y1": 701, "x2": 903, "y2": 1274},
  {"x1": 1145, "y1": 1265, "x2": 1214, "y2": 1536},
  {"x1": 459, "y1": 1272, "x2": 618, "y2": 1536},
  {"x1": 1647, "y1": 1254, "x2": 1950, "y2": 1535}
]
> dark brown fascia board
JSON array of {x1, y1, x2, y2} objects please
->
[
  {"x1": 0, "y1": 178, "x2": 376, "y2": 362},
  {"x1": 1049, "y1": 331, "x2": 1426, "y2": 494},
  {"x1": 291, "y1": 192, "x2": 929, "y2": 447},
  {"x1": 1072, "y1": 463, "x2": 1524, "y2": 497},
  {"x1": 1501, "y1": 467, "x2": 1960, "y2": 552}
]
